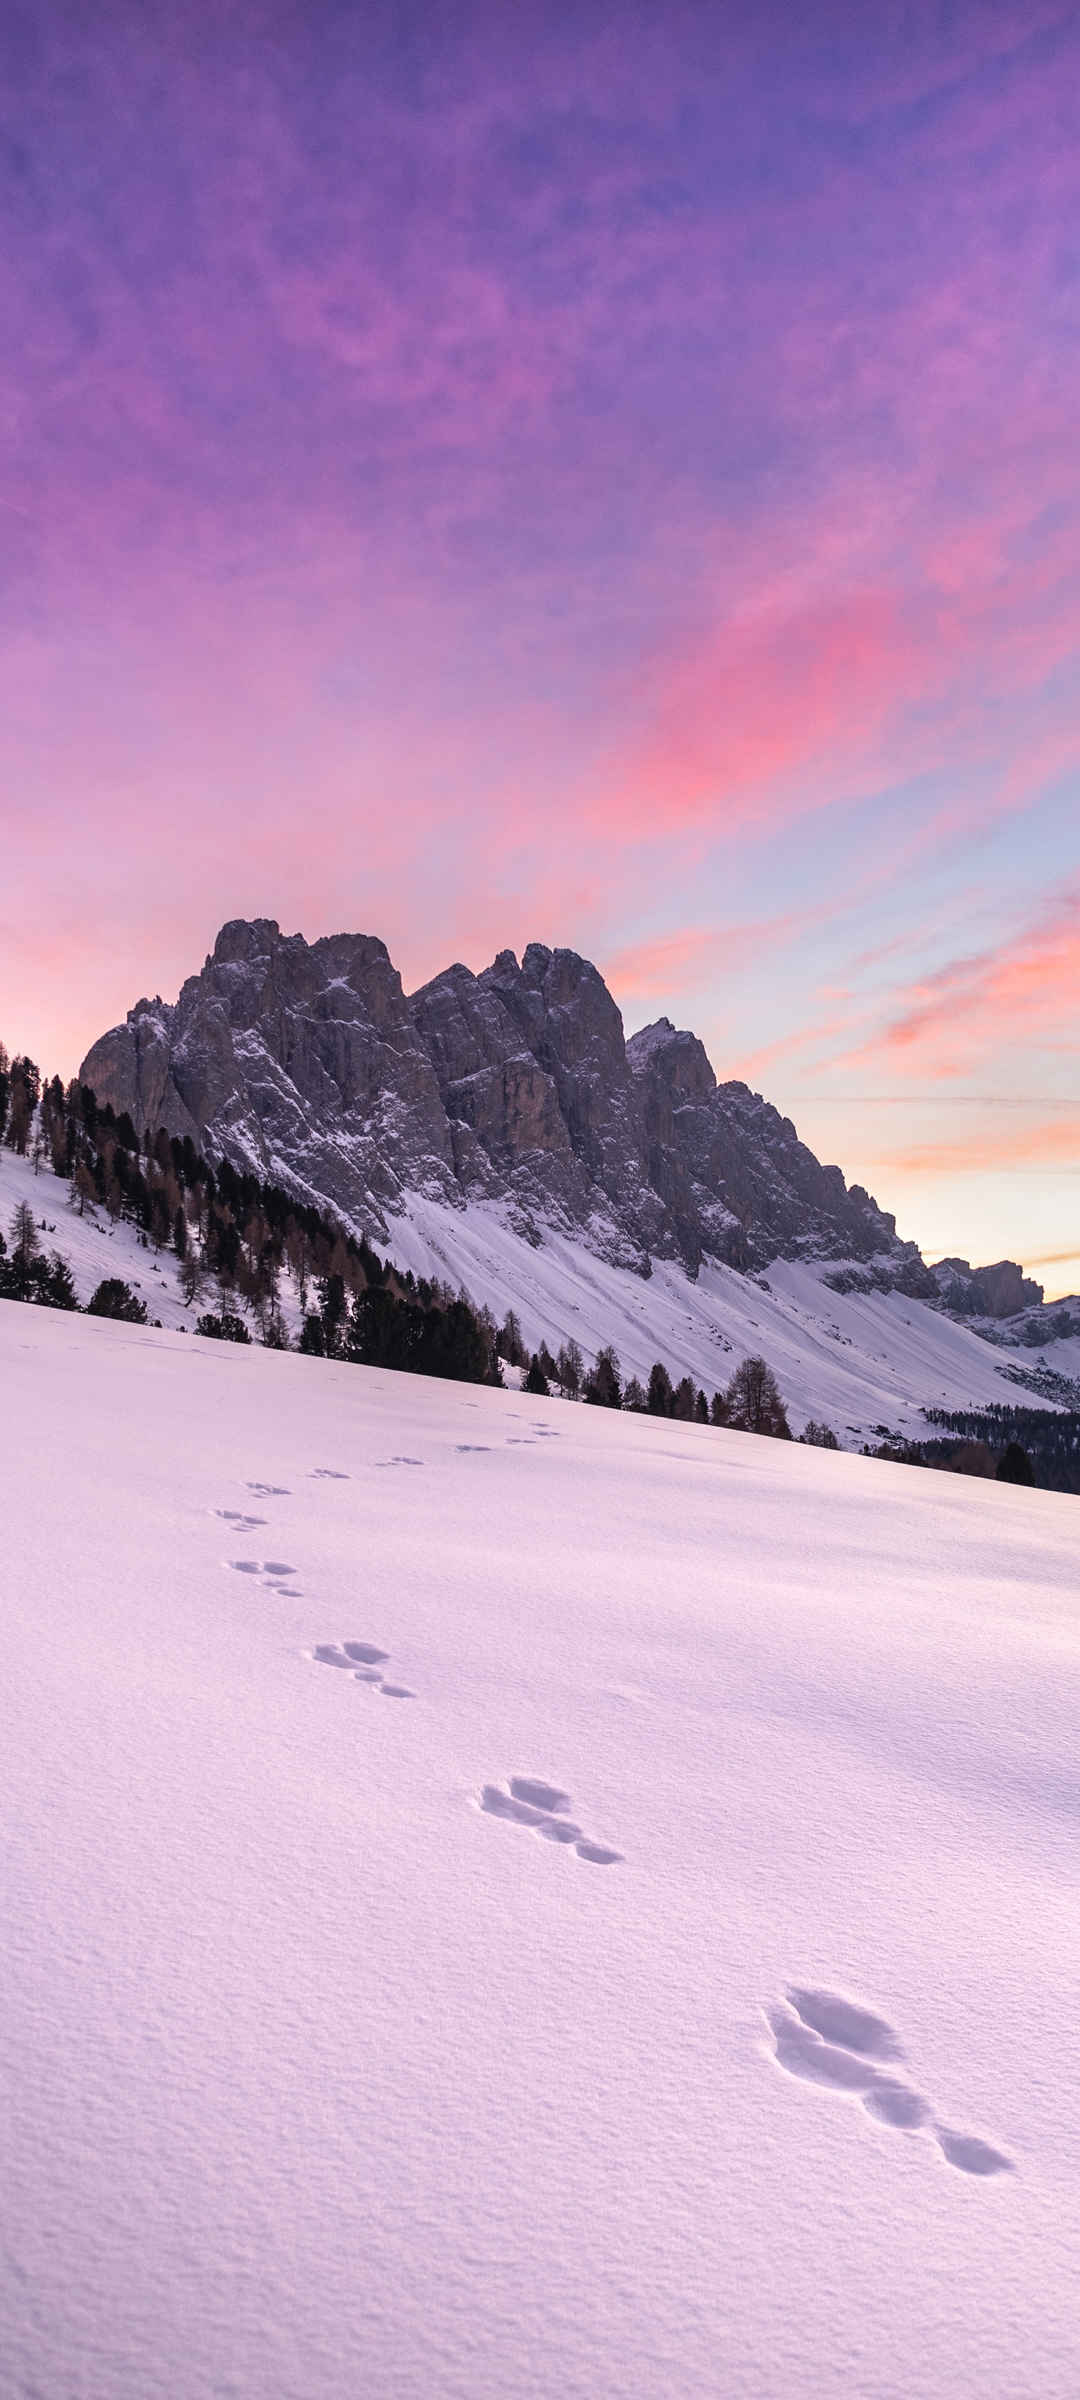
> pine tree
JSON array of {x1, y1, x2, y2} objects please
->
[
  {"x1": 73, "y1": 1160, "x2": 98, "y2": 1217},
  {"x1": 555, "y1": 1338, "x2": 583, "y2": 1398},
  {"x1": 709, "y1": 1390, "x2": 729, "y2": 1426},
  {"x1": 647, "y1": 1361, "x2": 674, "y2": 1417},
  {"x1": 996, "y1": 1441, "x2": 1034, "y2": 1486},
  {"x1": 694, "y1": 1388, "x2": 709, "y2": 1424},
  {"x1": 584, "y1": 1345, "x2": 622, "y2": 1408},
  {"x1": 726, "y1": 1354, "x2": 791, "y2": 1438},
  {"x1": 10, "y1": 1200, "x2": 40, "y2": 1267},
  {"x1": 524, "y1": 1353, "x2": 550, "y2": 1396},
  {"x1": 672, "y1": 1375, "x2": 696, "y2": 1421},
  {"x1": 196, "y1": 1310, "x2": 252, "y2": 1344},
  {"x1": 498, "y1": 1310, "x2": 526, "y2": 1367},
  {"x1": 88, "y1": 1278, "x2": 148, "y2": 1324},
  {"x1": 179, "y1": 1252, "x2": 207, "y2": 1309},
  {"x1": 44, "y1": 1254, "x2": 78, "y2": 1311}
]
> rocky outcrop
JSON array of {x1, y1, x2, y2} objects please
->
[
  {"x1": 81, "y1": 918, "x2": 921, "y2": 1277},
  {"x1": 931, "y1": 1258, "x2": 1044, "y2": 1319}
]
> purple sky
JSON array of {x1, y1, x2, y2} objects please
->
[{"x1": 2, "y1": 1, "x2": 1078, "y2": 1288}]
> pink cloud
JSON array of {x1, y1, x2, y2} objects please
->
[
  {"x1": 878, "y1": 1117, "x2": 1080, "y2": 1176},
  {"x1": 840, "y1": 888, "x2": 1080, "y2": 1082}
]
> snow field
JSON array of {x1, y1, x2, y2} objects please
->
[
  {"x1": 1, "y1": 1301, "x2": 1078, "y2": 2398},
  {"x1": 1, "y1": 1142, "x2": 1072, "y2": 1442}
]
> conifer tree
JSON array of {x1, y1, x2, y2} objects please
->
[
  {"x1": 555, "y1": 1338, "x2": 583, "y2": 1398},
  {"x1": 499, "y1": 1310, "x2": 526, "y2": 1367},
  {"x1": 88, "y1": 1278, "x2": 148, "y2": 1324},
  {"x1": 647, "y1": 1362, "x2": 673, "y2": 1417},
  {"x1": 584, "y1": 1345, "x2": 622, "y2": 1408},
  {"x1": 996, "y1": 1441, "x2": 1034, "y2": 1486},
  {"x1": 10, "y1": 1200, "x2": 40, "y2": 1266},
  {"x1": 726, "y1": 1354, "x2": 791, "y2": 1438}
]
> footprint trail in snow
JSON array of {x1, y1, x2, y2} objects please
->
[
  {"x1": 311, "y1": 1640, "x2": 414, "y2": 1698},
  {"x1": 767, "y1": 1987, "x2": 1012, "y2": 2175},
  {"x1": 479, "y1": 1776, "x2": 623, "y2": 1865}
]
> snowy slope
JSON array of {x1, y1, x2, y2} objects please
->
[
  {"x1": 388, "y1": 1190, "x2": 1065, "y2": 1439},
  {"x1": 0, "y1": 1144, "x2": 1070, "y2": 1441},
  {"x1": 0, "y1": 1145, "x2": 196, "y2": 1327},
  {"x1": 2, "y1": 1302, "x2": 1078, "y2": 2400}
]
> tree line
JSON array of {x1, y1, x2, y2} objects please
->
[
  {"x1": 862, "y1": 1402, "x2": 1078, "y2": 1494},
  {"x1": 496, "y1": 1312, "x2": 800, "y2": 1439},
  {"x1": 0, "y1": 1043, "x2": 502, "y2": 1384},
  {"x1": 1, "y1": 1039, "x2": 831, "y2": 1446}
]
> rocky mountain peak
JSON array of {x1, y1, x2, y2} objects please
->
[
  {"x1": 81, "y1": 916, "x2": 919, "y2": 1281},
  {"x1": 628, "y1": 1018, "x2": 717, "y2": 1104}
]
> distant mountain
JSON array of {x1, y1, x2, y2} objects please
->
[
  {"x1": 77, "y1": 917, "x2": 1079, "y2": 1433},
  {"x1": 80, "y1": 917, "x2": 923, "y2": 1280}
]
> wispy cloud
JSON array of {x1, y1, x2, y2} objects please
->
[
  {"x1": 841, "y1": 887, "x2": 1080, "y2": 1081},
  {"x1": 877, "y1": 1118, "x2": 1080, "y2": 1175}
]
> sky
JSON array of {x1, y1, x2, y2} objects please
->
[{"x1": 1, "y1": 0, "x2": 1077, "y2": 1293}]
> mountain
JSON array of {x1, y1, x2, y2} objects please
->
[
  {"x1": 81, "y1": 917, "x2": 921, "y2": 1277},
  {"x1": 77, "y1": 916, "x2": 1079, "y2": 1437}
]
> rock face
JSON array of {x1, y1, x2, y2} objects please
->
[
  {"x1": 931, "y1": 1258, "x2": 1044, "y2": 1319},
  {"x1": 81, "y1": 919, "x2": 923, "y2": 1278}
]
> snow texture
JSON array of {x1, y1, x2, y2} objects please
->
[{"x1": 1, "y1": 1299, "x2": 1078, "y2": 2399}]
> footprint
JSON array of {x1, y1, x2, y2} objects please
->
[
  {"x1": 766, "y1": 1988, "x2": 1012, "y2": 2175},
  {"x1": 509, "y1": 1777, "x2": 571, "y2": 1812},
  {"x1": 787, "y1": 1987, "x2": 903, "y2": 2063},
  {"x1": 769, "y1": 2009, "x2": 884, "y2": 2093},
  {"x1": 229, "y1": 1558, "x2": 300, "y2": 1584},
  {"x1": 310, "y1": 1640, "x2": 412, "y2": 1698},
  {"x1": 935, "y1": 2129, "x2": 1013, "y2": 2177},
  {"x1": 481, "y1": 1784, "x2": 575, "y2": 1830},
  {"x1": 455, "y1": 1444, "x2": 491, "y2": 1454},
  {"x1": 247, "y1": 1482, "x2": 290, "y2": 1496},
  {"x1": 216, "y1": 1509, "x2": 267, "y2": 1527},
  {"x1": 479, "y1": 1779, "x2": 622, "y2": 1866},
  {"x1": 311, "y1": 1468, "x2": 349, "y2": 1480},
  {"x1": 377, "y1": 1457, "x2": 424, "y2": 1467},
  {"x1": 864, "y1": 2082, "x2": 932, "y2": 2130}
]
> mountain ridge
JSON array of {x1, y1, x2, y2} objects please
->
[{"x1": 81, "y1": 915, "x2": 926, "y2": 1285}]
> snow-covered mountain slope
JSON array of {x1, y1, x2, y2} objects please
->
[
  {"x1": 0, "y1": 1142, "x2": 1069, "y2": 1441},
  {"x1": 387, "y1": 1190, "x2": 1068, "y2": 1439},
  {"x1": 0, "y1": 1145, "x2": 198, "y2": 1329},
  {"x1": 2, "y1": 1302, "x2": 1078, "y2": 2400}
]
